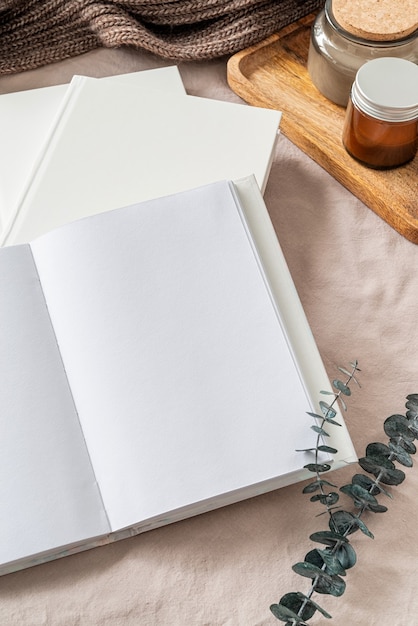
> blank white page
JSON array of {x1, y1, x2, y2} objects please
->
[
  {"x1": 0, "y1": 245, "x2": 109, "y2": 567},
  {"x1": 30, "y1": 181, "x2": 317, "y2": 531}
]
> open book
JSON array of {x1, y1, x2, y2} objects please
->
[{"x1": 0, "y1": 177, "x2": 356, "y2": 575}]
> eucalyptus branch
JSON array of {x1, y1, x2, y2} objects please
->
[{"x1": 270, "y1": 363, "x2": 418, "y2": 625}]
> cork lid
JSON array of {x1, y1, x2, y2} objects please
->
[{"x1": 332, "y1": 0, "x2": 418, "y2": 41}]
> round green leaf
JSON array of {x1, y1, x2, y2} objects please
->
[
  {"x1": 303, "y1": 479, "x2": 338, "y2": 494},
  {"x1": 270, "y1": 602, "x2": 308, "y2": 624},
  {"x1": 332, "y1": 379, "x2": 351, "y2": 396},
  {"x1": 329, "y1": 510, "x2": 358, "y2": 535},
  {"x1": 340, "y1": 483, "x2": 378, "y2": 508},
  {"x1": 314, "y1": 573, "x2": 346, "y2": 597},
  {"x1": 304, "y1": 463, "x2": 332, "y2": 473},
  {"x1": 388, "y1": 441, "x2": 413, "y2": 467},
  {"x1": 334, "y1": 542, "x2": 357, "y2": 570},
  {"x1": 392, "y1": 437, "x2": 416, "y2": 454},
  {"x1": 311, "y1": 425, "x2": 330, "y2": 437},
  {"x1": 304, "y1": 548, "x2": 324, "y2": 569},
  {"x1": 279, "y1": 592, "x2": 316, "y2": 621},
  {"x1": 351, "y1": 474, "x2": 383, "y2": 497},
  {"x1": 407, "y1": 417, "x2": 418, "y2": 438},
  {"x1": 292, "y1": 561, "x2": 324, "y2": 579},
  {"x1": 367, "y1": 503, "x2": 388, "y2": 513},
  {"x1": 379, "y1": 467, "x2": 406, "y2": 485},
  {"x1": 319, "y1": 401, "x2": 337, "y2": 419},
  {"x1": 358, "y1": 455, "x2": 395, "y2": 478},
  {"x1": 384, "y1": 414, "x2": 415, "y2": 441},
  {"x1": 309, "y1": 530, "x2": 348, "y2": 546},
  {"x1": 310, "y1": 492, "x2": 339, "y2": 505},
  {"x1": 406, "y1": 394, "x2": 418, "y2": 416},
  {"x1": 317, "y1": 548, "x2": 346, "y2": 575},
  {"x1": 318, "y1": 444, "x2": 338, "y2": 454},
  {"x1": 366, "y1": 442, "x2": 391, "y2": 458}
]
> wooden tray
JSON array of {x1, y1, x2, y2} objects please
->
[{"x1": 227, "y1": 14, "x2": 418, "y2": 243}]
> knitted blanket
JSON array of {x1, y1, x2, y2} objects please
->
[{"x1": 0, "y1": 0, "x2": 323, "y2": 75}]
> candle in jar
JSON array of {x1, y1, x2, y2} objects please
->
[{"x1": 342, "y1": 57, "x2": 418, "y2": 169}]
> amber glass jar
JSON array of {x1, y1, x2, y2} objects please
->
[{"x1": 342, "y1": 57, "x2": 418, "y2": 169}]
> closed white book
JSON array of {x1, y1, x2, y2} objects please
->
[
  {"x1": 1, "y1": 75, "x2": 281, "y2": 246},
  {"x1": 0, "y1": 177, "x2": 356, "y2": 575},
  {"x1": 0, "y1": 66, "x2": 186, "y2": 238}
]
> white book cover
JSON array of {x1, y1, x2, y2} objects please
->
[
  {"x1": 1, "y1": 75, "x2": 281, "y2": 246},
  {"x1": 0, "y1": 66, "x2": 186, "y2": 237},
  {"x1": 0, "y1": 177, "x2": 356, "y2": 575}
]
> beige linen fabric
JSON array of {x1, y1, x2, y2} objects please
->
[{"x1": 0, "y1": 47, "x2": 417, "y2": 625}]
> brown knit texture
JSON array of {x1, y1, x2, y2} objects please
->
[{"x1": 0, "y1": 0, "x2": 323, "y2": 75}]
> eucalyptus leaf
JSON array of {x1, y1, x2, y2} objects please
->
[
  {"x1": 310, "y1": 492, "x2": 339, "y2": 506},
  {"x1": 314, "y1": 573, "x2": 346, "y2": 597},
  {"x1": 309, "y1": 530, "x2": 348, "y2": 546},
  {"x1": 340, "y1": 483, "x2": 379, "y2": 508},
  {"x1": 311, "y1": 425, "x2": 330, "y2": 437},
  {"x1": 304, "y1": 463, "x2": 332, "y2": 473},
  {"x1": 392, "y1": 437, "x2": 416, "y2": 454},
  {"x1": 388, "y1": 441, "x2": 413, "y2": 467},
  {"x1": 307, "y1": 411, "x2": 325, "y2": 421},
  {"x1": 296, "y1": 594, "x2": 332, "y2": 619},
  {"x1": 329, "y1": 510, "x2": 358, "y2": 535},
  {"x1": 351, "y1": 517, "x2": 374, "y2": 538},
  {"x1": 366, "y1": 442, "x2": 391, "y2": 458},
  {"x1": 270, "y1": 602, "x2": 309, "y2": 624},
  {"x1": 319, "y1": 401, "x2": 337, "y2": 419},
  {"x1": 306, "y1": 544, "x2": 356, "y2": 573},
  {"x1": 407, "y1": 418, "x2": 418, "y2": 438},
  {"x1": 304, "y1": 548, "x2": 324, "y2": 569},
  {"x1": 406, "y1": 394, "x2": 418, "y2": 413},
  {"x1": 302, "y1": 479, "x2": 338, "y2": 494},
  {"x1": 292, "y1": 561, "x2": 344, "y2": 595},
  {"x1": 378, "y1": 467, "x2": 405, "y2": 485},
  {"x1": 318, "y1": 444, "x2": 338, "y2": 454},
  {"x1": 351, "y1": 474, "x2": 392, "y2": 498},
  {"x1": 277, "y1": 592, "x2": 316, "y2": 621},
  {"x1": 367, "y1": 503, "x2": 388, "y2": 513},
  {"x1": 334, "y1": 542, "x2": 357, "y2": 570},
  {"x1": 332, "y1": 379, "x2": 351, "y2": 396},
  {"x1": 358, "y1": 454, "x2": 395, "y2": 476},
  {"x1": 317, "y1": 549, "x2": 346, "y2": 576},
  {"x1": 292, "y1": 561, "x2": 326, "y2": 580},
  {"x1": 339, "y1": 396, "x2": 347, "y2": 412},
  {"x1": 384, "y1": 414, "x2": 415, "y2": 441}
]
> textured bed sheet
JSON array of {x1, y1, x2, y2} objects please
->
[{"x1": 0, "y1": 47, "x2": 417, "y2": 626}]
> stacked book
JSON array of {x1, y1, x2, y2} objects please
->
[{"x1": 0, "y1": 66, "x2": 356, "y2": 575}]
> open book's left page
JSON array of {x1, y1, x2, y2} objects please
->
[
  {"x1": 29, "y1": 180, "x2": 318, "y2": 533},
  {"x1": 0, "y1": 245, "x2": 110, "y2": 571}
]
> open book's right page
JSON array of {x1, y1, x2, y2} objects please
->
[{"x1": 30, "y1": 180, "x2": 322, "y2": 533}]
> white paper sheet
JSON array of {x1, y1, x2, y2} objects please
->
[
  {"x1": 0, "y1": 245, "x2": 109, "y2": 565},
  {"x1": 30, "y1": 181, "x2": 316, "y2": 531}
]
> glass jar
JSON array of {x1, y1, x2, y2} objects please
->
[
  {"x1": 307, "y1": 0, "x2": 418, "y2": 106},
  {"x1": 342, "y1": 57, "x2": 418, "y2": 169}
]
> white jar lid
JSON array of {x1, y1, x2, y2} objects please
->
[{"x1": 351, "y1": 57, "x2": 418, "y2": 121}]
